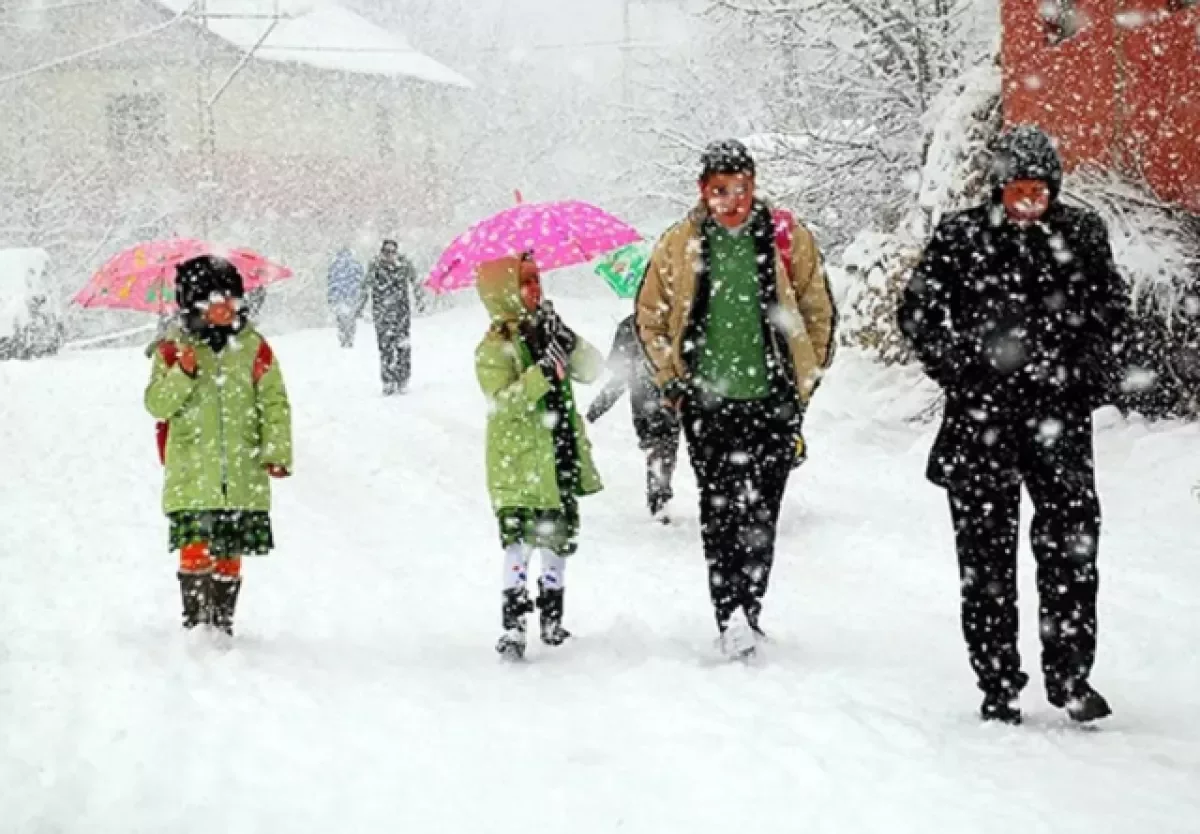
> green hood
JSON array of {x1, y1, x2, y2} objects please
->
[{"x1": 476, "y1": 257, "x2": 528, "y2": 324}]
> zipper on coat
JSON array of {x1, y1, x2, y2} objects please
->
[{"x1": 215, "y1": 350, "x2": 229, "y2": 500}]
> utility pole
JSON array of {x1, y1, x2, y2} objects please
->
[
  {"x1": 195, "y1": 0, "x2": 216, "y2": 238},
  {"x1": 192, "y1": 0, "x2": 285, "y2": 239}
]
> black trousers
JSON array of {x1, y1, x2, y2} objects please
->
[
  {"x1": 375, "y1": 306, "x2": 411, "y2": 391},
  {"x1": 640, "y1": 422, "x2": 681, "y2": 514},
  {"x1": 946, "y1": 413, "x2": 1101, "y2": 698},
  {"x1": 683, "y1": 397, "x2": 793, "y2": 630}
]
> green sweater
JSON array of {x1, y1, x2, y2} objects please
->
[{"x1": 696, "y1": 225, "x2": 770, "y2": 400}]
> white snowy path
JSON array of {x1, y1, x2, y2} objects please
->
[{"x1": 2, "y1": 298, "x2": 1198, "y2": 833}]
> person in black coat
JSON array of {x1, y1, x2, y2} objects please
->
[
  {"x1": 897, "y1": 125, "x2": 1129, "y2": 725},
  {"x1": 365, "y1": 239, "x2": 416, "y2": 395},
  {"x1": 586, "y1": 314, "x2": 681, "y2": 522}
]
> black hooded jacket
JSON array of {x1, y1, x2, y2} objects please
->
[
  {"x1": 586, "y1": 315, "x2": 678, "y2": 443},
  {"x1": 898, "y1": 126, "x2": 1129, "y2": 418},
  {"x1": 898, "y1": 128, "x2": 1131, "y2": 489}
]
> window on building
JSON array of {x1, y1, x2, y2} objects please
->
[
  {"x1": 375, "y1": 106, "x2": 395, "y2": 161},
  {"x1": 1040, "y1": 0, "x2": 1080, "y2": 44},
  {"x1": 106, "y1": 94, "x2": 165, "y2": 156}
]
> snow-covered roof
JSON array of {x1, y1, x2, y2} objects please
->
[{"x1": 153, "y1": 0, "x2": 472, "y2": 88}]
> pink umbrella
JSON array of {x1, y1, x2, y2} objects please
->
[
  {"x1": 75, "y1": 238, "x2": 293, "y2": 313},
  {"x1": 425, "y1": 198, "x2": 642, "y2": 294}
]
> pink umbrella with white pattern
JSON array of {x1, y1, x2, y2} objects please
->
[{"x1": 424, "y1": 197, "x2": 642, "y2": 294}]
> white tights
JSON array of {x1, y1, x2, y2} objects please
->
[{"x1": 502, "y1": 544, "x2": 566, "y2": 592}]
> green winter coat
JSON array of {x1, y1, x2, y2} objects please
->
[
  {"x1": 145, "y1": 325, "x2": 293, "y2": 515},
  {"x1": 475, "y1": 258, "x2": 604, "y2": 511}
]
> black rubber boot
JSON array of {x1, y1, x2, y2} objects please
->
[
  {"x1": 497, "y1": 588, "x2": 533, "y2": 659},
  {"x1": 537, "y1": 580, "x2": 571, "y2": 646},
  {"x1": 210, "y1": 576, "x2": 242, "y2": 636},
  {"x1": 1048, "y1": 682, "x2": 1112, "y2": 723},
  {"x1": 980, "y1": 690, "x2": 1023, "y2": 725},
  {"x1": 177, "y1": 571, "x2": 211, "y2": 629}
]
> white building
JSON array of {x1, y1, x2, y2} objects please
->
[{"x1": 0, "y1": 0, "x2": 472, "y2": 332}]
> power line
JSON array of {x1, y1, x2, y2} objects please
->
[{"x1": 0, "y1": 2, "x2": 195, "y2": 86}]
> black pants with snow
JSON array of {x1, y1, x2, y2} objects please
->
[
  {"x1": 375, "y1": 306, "x2": 411, "y2": 392},
  {"x1": 641, "y1": 423, "x2": 681, "y2": 515},
  {"x1": 683, "y1": 397, "x2": 793, "y2": 631},
  {"x1": 945, "y1": 412, "x2": 1101, "y2": 699}
]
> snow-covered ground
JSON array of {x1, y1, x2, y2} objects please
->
[{"x1": 2, "y1": 297, "x2": 1198, "y2": 833}]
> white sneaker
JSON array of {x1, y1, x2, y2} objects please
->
[{"x1": 720, "y1": 610, "x2": 757, "y2": 660}]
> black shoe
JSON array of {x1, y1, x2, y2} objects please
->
[
  {"x1": 497, "y1": 588, "x2": 532, "y2": 659},
  {"x1": 980, "y1": 691, "x2": 1023, "y2": 725},
  {"x1": 177, "y1": 571, "x2": 212, "y2": 629},
  {"x1": 648, "y1": 492, "x2": 671, "y2": 520},
  {"x1": 537, "y1": 581, "x2": 571, "y2": 646},
  {"x1": 210, "y1": 576, "x2": 242, "y2": 636},
  {"x1": 1048, "y1": 682, "x2": 1112, "y2": 723}
]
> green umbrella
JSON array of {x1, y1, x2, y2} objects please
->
[{"x1": 593, "y1": 240, "x2": 652, "y2": 299}]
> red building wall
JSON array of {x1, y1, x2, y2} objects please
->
[{"x1": 1002, "y1": 0, "x2": 1200, "y2": 213}]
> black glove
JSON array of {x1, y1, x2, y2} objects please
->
[
  {"x1": 539, "y1": 302, "x2": 577, "y2": 355},
  {"x1": 660, "y1": 378, "x2": 689, "y2": 409}
]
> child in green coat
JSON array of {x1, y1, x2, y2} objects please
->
[
  {"x1": 145, "y1": 256, "x2": 293, "y2": 635},
  {"x1": 475, "y1": 254, "x2": 604, "y2": 659}
]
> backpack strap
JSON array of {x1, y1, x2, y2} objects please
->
[
  {"x1": 252, "y1": 339, "x2": 274, "y2": 385},
  {"x1": 157, "y1": 340, "x2": 179, "y2": 368},
  {"x1": 153, "y1": 340, "x2": 184, "y2": 466},
  {"x1": 772, "y1": 208, "x2": 795, "y2": 281}
]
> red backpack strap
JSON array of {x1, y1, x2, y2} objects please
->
[
  {"x1": 157, "y1": 340, "x2": 179, "y2": 367},
  {"x1": 156, "y1": 420, "x2": 169, "y2": 465},
  {"x1": 252, "y1": 339, "x2": 274, "y2": 385},
  {"x1": 772, "y1": 208, "x2": 795, "y2": 280}
]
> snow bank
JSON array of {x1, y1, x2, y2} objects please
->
[
  {"x1": 0, "y1": 248, "x2": 50, "y2": 339},
  {"x1": 1063, "y1": 172, "x2": 1200, "y2": 310},
  {"x1": 153, "y1": 0, "x2": 472, "y2": 88},
  {"x1": 917, "y1": 60, "x2": 1003, "y2": 226}
]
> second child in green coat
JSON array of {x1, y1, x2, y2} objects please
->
[{"x1": 475, "y1": 253, "x2": 604, "y2": 660}]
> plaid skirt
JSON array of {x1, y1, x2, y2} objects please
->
[
  {"x1": 497, "y1": 492, "x2": 579, "y2": 557},
  {"x1": 168, "y1": 510, "x2": 274, "y2": 557}
]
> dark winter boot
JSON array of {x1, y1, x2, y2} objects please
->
[
  {"x1": 177, "y1": 571, "x2": 212, "y2": 629},
  {"x1": 537, "y1": 580, "x2": 571, "y2": 646},
  {"x1": 497, "y1": 588, "x2": 534, "y2": 659},
  {"x1": 1048, "y1": 682, "x2": 1111, "y2": 724},
  {"x1": 980, "y1": 690, "x2": 1023, "y2": 725},
  {"x1": 210, "y1": 576, "x2": 242, "y2": 636},
  {"x1": 648, "y1": 490, "x2": 671, "y2": 522}
]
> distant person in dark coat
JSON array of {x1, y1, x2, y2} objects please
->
[
  {"x1": 586, "y1": 314, "x2": 681, "y2": 523},
  {"x1": 897, "y1": 124, "x2": 1130, "y2": 725},
  {"x1": 327, "y1": 247, "x2": 365, "y2": 348},
  {"x1": 364, "y1": 239, "x2": 416, "y2": 395}
]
